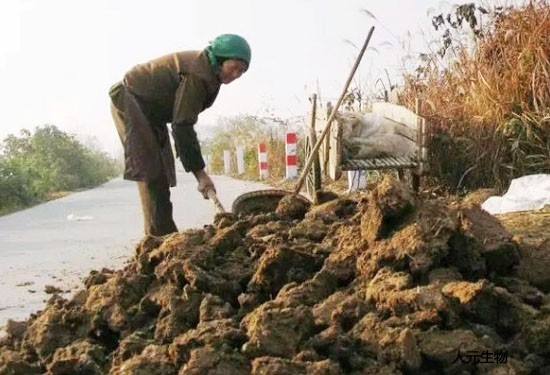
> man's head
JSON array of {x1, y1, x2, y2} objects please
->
[
  {"x1": 218, "y1": 59, "x2": 248, "y2": 84},
  {"x1": 206, "y1": 34, "x2": 251, "y2": 84}
]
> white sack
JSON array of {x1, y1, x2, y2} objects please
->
[
  {"x1": 338, "y1": 111, "x2": 416, "y2": 159},
  {"x1": 481, "y1": 174, "x2": 550, "y2": 215}
]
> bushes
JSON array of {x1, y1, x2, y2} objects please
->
[
  {"x1": 0, "y1": 125, "x2": 122, "y2": 214},
  {"x1": 400, "y1": 1, "x2": 550, "y2": 193}
]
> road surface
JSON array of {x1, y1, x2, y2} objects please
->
[{"x1": 0, "y1": 172, "x2": 272, "y2": 334}]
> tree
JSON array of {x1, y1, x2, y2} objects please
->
[{"x1": 0, "y1": 125, "x2": 121, "y2": 214}]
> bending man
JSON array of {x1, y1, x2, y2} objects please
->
[{"x1": 109, "y1": 34, "x2": 251, "y2": 236}]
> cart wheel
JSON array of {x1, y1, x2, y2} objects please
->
[{"x1": 304, "y1": 128, "x2": 322, "y2": 204}]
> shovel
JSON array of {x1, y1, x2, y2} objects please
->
[
  {"x1": 211, "y1": 27, "x2": 376, "y2": 217},
  {"x1": 206, "y1": 189, "x2": 226, "y2": 214},
  {"x1": 206, "y1": 190, "x2": 237, "y2": 224}
]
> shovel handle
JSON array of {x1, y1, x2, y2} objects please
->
[
  {"x1": 206, "y1": 190, "x2": 226, "y2": 213},
  {"x1": 293, "y1": 26, "x2": 375, "y2": 195}
]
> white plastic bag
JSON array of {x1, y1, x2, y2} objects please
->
[{"x1": 481, "y1": 174, "x2": 550, "y2": 214}]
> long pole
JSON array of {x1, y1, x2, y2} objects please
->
[{"x1": 293, "y1": 26, "x2": 375, "y2": 195}]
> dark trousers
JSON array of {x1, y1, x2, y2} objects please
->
[
  {"x1": 136, "y1": 175, "x2": 178, "y2": 236},
  {"x1": 110, "y1": 93, "x2": 178, "y2": 236}
]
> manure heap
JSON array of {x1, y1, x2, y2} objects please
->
[{"x1": 1, "y1": 175, "x2": 549, "y2": 374}]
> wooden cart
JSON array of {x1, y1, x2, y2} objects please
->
[{"x1": 303, "y1": 96, "x2": 430, "y2": 202}]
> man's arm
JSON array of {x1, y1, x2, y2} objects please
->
[
  {"x1": 171, "y1": 124, "x2": 205, "y2": 173},
  {"x1": 171, "y1": 124, "x2": 215, "y2": 196},
  {"x1": 171, "y1": 74, "x2": 215, "y2": 195},
  {"x1": 171, "y1": 73, "x2": 208, "y2": 172}
]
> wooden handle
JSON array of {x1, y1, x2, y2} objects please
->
[
  {"x1": 207, "y1": 190, "x2": 226, "y2": 213},
  {"x1": 293, "y1": 26, "x2": 375, "y2": 195}
]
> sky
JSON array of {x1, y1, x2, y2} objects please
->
[{"x1": 0, "y1": 0, "x2": 515, "y2": 156}]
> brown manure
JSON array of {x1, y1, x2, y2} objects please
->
[{"x1": 1, "y1": 174, "x2": 549, "y2": 374}]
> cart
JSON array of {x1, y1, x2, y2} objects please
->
[{"x1": 303, "y1": 95, "x2": 430, "y2": 203}]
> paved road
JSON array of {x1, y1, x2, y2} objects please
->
[{"x1": 0, "y1": 172, "x2": 272, "y2": 332}]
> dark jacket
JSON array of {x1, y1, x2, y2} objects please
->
[{"x1": 110, "y1": 50, "x2": 221, "y2": 183}]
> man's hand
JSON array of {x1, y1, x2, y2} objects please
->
[{"x1": 194, "y1": 169, "x2": 215, "y2": 199}]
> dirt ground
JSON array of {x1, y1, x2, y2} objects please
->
[{"x1": 1, "y1": 175, "x2": 549, "y2": 374}]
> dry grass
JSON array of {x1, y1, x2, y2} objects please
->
[
  {"x1": 497, "y1": 205, "x2": 550, "y2": 245},
  {"x1": 401, "y1": 1, "x2": 550, "y2": 193}
]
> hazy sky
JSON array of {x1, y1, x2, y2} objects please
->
[{"x1": 0, "y1": 0, "x2": 508, "y2": 155}]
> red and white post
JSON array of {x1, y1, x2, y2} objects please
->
[
  {"x1": 285, "y1": 132, "x2": 298, "y2": 179},
  {"x1": 258, "y1": 143, "x2": 268, "y2": 180}
]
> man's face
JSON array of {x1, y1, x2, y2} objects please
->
[{"x1": 219, "y1": 59, "x2": 247, "y2": 84}]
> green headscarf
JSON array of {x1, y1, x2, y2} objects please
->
[{"x1": 205, "y1": 34, "x2": 251, "y2": 73}]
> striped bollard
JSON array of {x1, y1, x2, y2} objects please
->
[
  {"x1": 285, "y1": 132, "x2": 298, "y2": 179},
  {"x1": 258, "y1": 143, "x2": 268, "y2": 179},
  {"x1": 236, "y1": 146, "x2": 245, "y2": 175},
  {"x1": 223, "y1": 150, "x2": 231, "y2": 175}
]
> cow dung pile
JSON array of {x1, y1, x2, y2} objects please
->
[{"x1": 1, "y1": 175, "x2": 550, "y2": 374}]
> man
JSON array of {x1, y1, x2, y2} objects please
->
[{"x1": 109, "y1": 34, "x2": 251, "y2": 236}]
